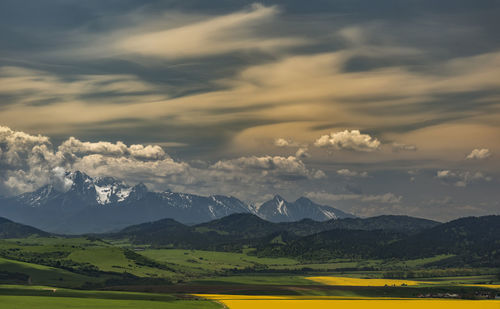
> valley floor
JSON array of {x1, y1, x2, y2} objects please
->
[{"x1": 1, "y1": 236, "x2": 500, "y2": 308}]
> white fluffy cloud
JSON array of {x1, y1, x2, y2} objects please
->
[
  {"x1": 274, "y1": 138, "x2": 309, "y2": 159},
  {"x1": 0, "y1": 126, "x2": 56, "y2": 193},
  {"x1": 58, "y1": 137, "x2": 167, "y2": 161},
  {"x1": 314, "y1": 130, "x2": 380, "y2": 152},
  {"x1": 466, "y1": 148, "x2": 491, "y2": 160},
  {"x1": 436, "y1": 170, "x2": 492, "y2": 187},
  {"x1": 274, "y1": 138, "x2": 295, "y2": 147},
  {"x1": 295, "y1": 147, "x2": 310, "y2": 159},
  {"x1": 0, "y1": 126, "x2": 323, "y2": 197},
  {"x1": 0, "y1": 125, "x2": 184, "y2": 195},
  {"x1": 210, "y1": 155, "x2": 323, "y2": 180}
]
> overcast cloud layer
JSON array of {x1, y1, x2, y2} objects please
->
[{"x1": 0, "y1": 1, "x2": 499, "y2": 221}]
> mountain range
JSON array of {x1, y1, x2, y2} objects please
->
[
  {"x1": 105, "y1": 213, "x2": 440, "y2": 251},
  {"x1": 0, "y1": 171, "x2": 353, "y2": 234}
]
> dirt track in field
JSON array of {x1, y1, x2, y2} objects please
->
[{"x1": 102, "y1": 284, "x2": 424, "y2": 296}]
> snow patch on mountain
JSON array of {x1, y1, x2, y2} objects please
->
[
  {"x1": 95, "y1": 185, "x2": 112, "y2": 204},
  {"x1": 1, "y1": 171, "x2": 355, "y2": 233},
  {"x1": 320, "y1": 208, "x2": 338, "y2": 220},
  {"x1": 116, "y1": 188, "x2": 132, "y2": 202},
  {"x1": 277, "y1": 199, "x2": 287, "y2": 215}
]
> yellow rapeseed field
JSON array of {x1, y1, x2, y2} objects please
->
[
  {"x1": 305, "y1": 276, "x2": 429, "y2": 286},
  {"x1": 197, "y1": 295, "x2": 500, "y2": 309},
  {"x1": 306, "y1": 276, "x2": 500, "y2": 289},
  {"x1": 465, "y1": 284, "x2": 500, "y2": 289}
]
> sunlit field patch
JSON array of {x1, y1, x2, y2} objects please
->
[
  {"x1": 306, "y1": 276, "x2": 500, "y2": 290},
  {"x1": 305, "y1": 276, "x2": 430, "y2": 286},
  {"x1": 196, "y1": 295, "x2": 500, "y2": 309},
  {"x1": 465, "y1": 284, "x2": 500, "y2": 289}
]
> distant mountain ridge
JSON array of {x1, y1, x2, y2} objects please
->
[
  {"x1": 0, "y1": 213, "x2": 497, "y2": 268},
  {"x1": 0, "y1": 171, "x2": 354, "y2": 234},
  {"x1": 105, "y1": 213, "x2": 440, "y2": 251}
]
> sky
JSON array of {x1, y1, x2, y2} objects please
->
[{"x1": 0, "y1": 0, "x2": 499, "y2": 221}]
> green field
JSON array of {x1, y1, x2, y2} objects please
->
[
  {"x1": 68, "y1": 247, "x2": 178, "y2": 278},
  {"x1": 0, "y1": 257, "x2": 101, "y2": 287},
  {"x1": 0, "y1": 296, "x2": 219, "y2": 309},
  {"x1": 141, "y1": 248, "x2": 299, "y2": 271},
  {"x1": 0, "y1": 285, "x2": 220, "y2": 309},
  {"x1": 1, "y1": 235, "x2": 499, "y2": 308}
]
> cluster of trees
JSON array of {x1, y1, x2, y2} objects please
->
[
  {"x1": 0, "y1": 247, "x2": 99, "y2": 275},
  {"x1": 253, "y1": 216, "x2": 500, "y2": 267},
  {"x1": 123, "y1": 249, "x2": 176, "y2": 272}
]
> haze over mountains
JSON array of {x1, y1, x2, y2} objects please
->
[{"x1": 0, "y1": 171, "x2": 354, "y2": 234}]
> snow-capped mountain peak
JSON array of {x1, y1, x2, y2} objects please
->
[
  {"x1": 0, "y1": 171, "x2": 354, "y2": 234},
  {"x1": 257, "y1": 195, "x2": 354, "y2": 222},
  {"x1": 92, "y1": 176, "x2": 133, "y2": 205}
]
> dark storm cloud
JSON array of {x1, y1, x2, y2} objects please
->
[{"x1": 0, "y1": 1, "x2": 499, "y2": 220}]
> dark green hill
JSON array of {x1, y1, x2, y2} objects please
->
[
  {"x1": 119, "y1": 218, "x2": 188, "y2": 235},
  {"x1": 256, "y1": 215, "x2": 500, "y2": 266},
  {"x1": 104, "y1": 213, "x2": 442, "y2": 255},
  {"x1": 322, "y1": 215, "x2": 440, "y2": 234},
  {"x1": 256, "y1": 229, "x2": 404, "y2": 261},
  {"x1": 194, "y1": 213, "x2": 282, "y2": 238},
  {"x1": 107, "y1": 218, "x2": 216, "y2": 248},
  {"x1": 108, "y1": 214, "x2": 284, "y2": 250},
  {"x1": 0, "y1": 217, "x2": 50, "y2": 238},
  {"x1": 383, "y1": 215, "x2": 500, "y2": 266},
  {"x1": 277, "y1": 215, "x2": 440, "y2": 236}
]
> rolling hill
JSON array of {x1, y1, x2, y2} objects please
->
[
  {"x1": 105, "y1": 213, "x2": 441, "y2": 252},
  {"x1": 0, "y1": 217, "x2": 50, "y2": 239},
  {"x1": 255, "y1": 215, "x2": 500, "y2": 266}
]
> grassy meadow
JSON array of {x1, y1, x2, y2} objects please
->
[
  {"x1": 0, "y1": 285, "x2": 219, "y2": 309},
  {"x1": 1, "y1": 235, "x2": 500, "y2": 308}
]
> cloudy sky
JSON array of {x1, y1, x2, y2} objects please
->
[{"x1": 1, "y1": 0, "x2": 499, "y2": 221}]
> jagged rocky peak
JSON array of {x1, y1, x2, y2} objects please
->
[
  {"x1": 258, "y1": 195, "x2": 289, "y2": 216},
  {"x1": 1, "y1": 171, "x2": 355, "y2": 233},
  {"x1": 268, "y1": 194, "x2": 288, "y2": 208},
  {"x1": 66, "y1": 170, "x2": 92, "y2": 184},
  {"x1": 60, "y1": 171, "x2": 142, "y2": 205},
  {"x1": 257, "y1": 195, "x2": 354, "y2": 222},
  {"x1": 66, "y1": 171, "x2": 95, "y2": 194},
  {"x1": 273, "y1": 194, "x2": 285, "y2": 201},
  {"x1": 128, "y1": 183, "x2": 149, "y2": 200}
]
